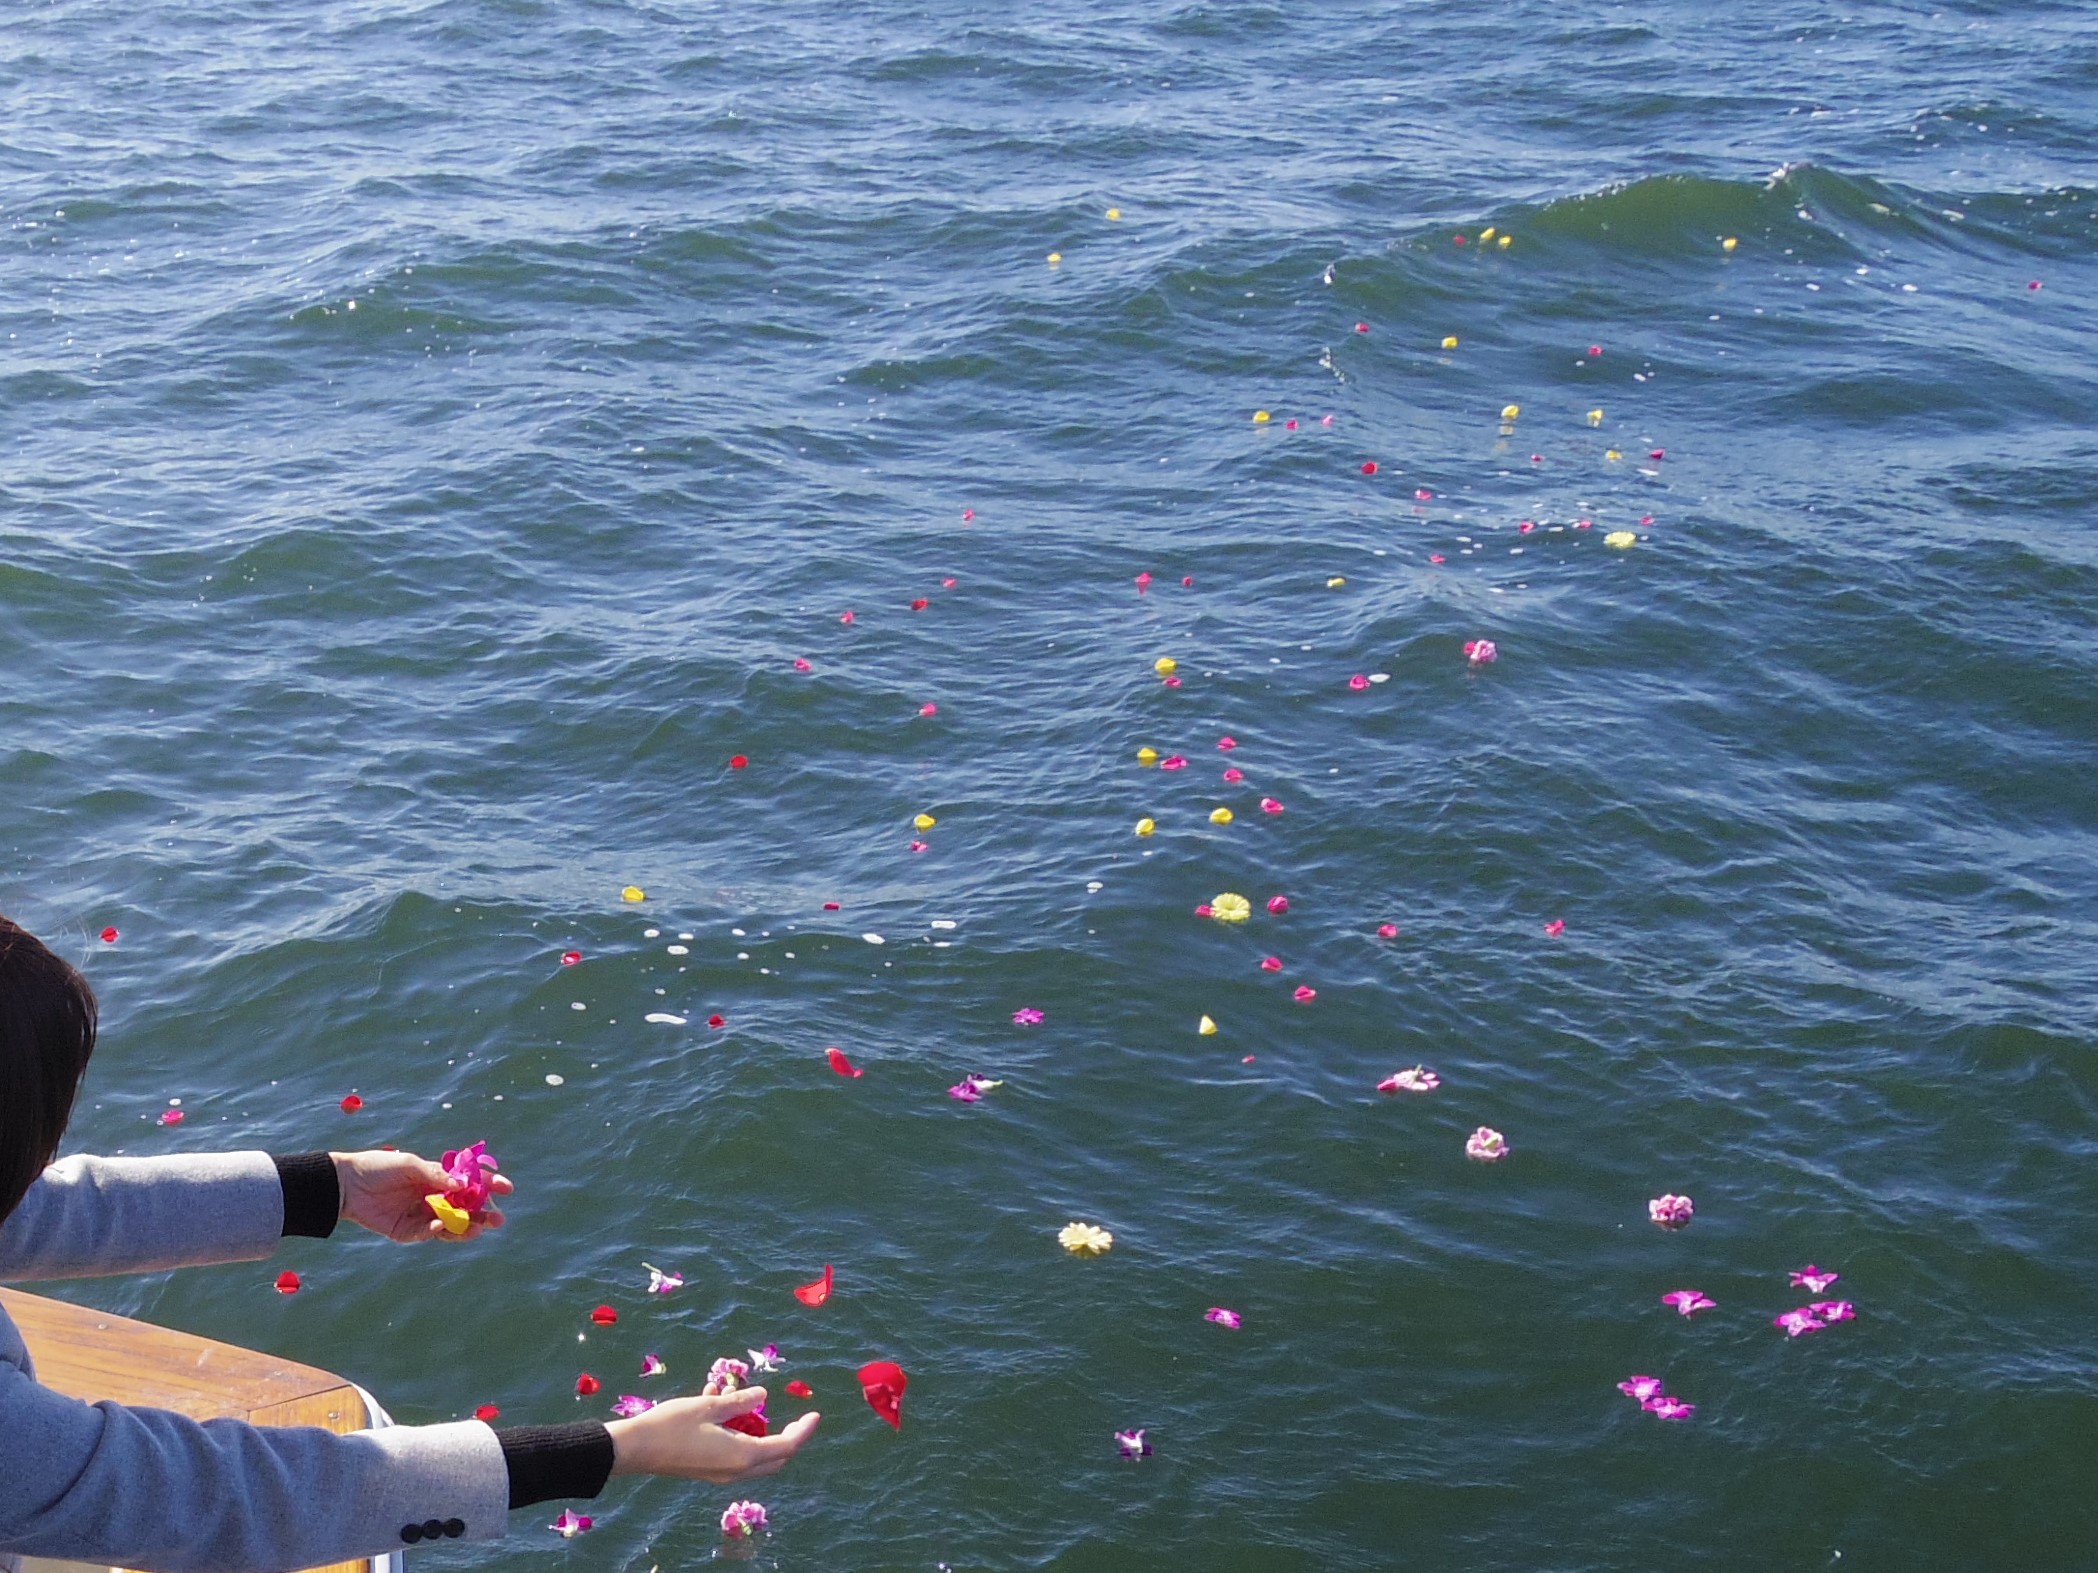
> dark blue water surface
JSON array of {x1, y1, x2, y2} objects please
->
[{"x1": 4, "y1": 2, "x2": 2096, "y2": 1568}]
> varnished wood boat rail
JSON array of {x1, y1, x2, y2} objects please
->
[{"x1": 1, "y1": 1288, "x2": 375, "y2": 1573}]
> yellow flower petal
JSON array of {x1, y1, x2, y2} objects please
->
[
  {"x1": 1605, "y1": 448, "x2": 1623, "y2": 461},
  {"x1": 1154, "y1": 657, "x2": 1178, "y2": 675},
  {"x1": 1198, "y1": 1014, "x2": 1218, "y2": 1035},
  {"x1": 1047, "y1": 251, "x2": 1063, "y2": 264},
  {"x1": 1605, "y1": 531, "x2": 1638, "y2": 549},
  {"x1": 1327, "y1": 576, "x2": 1347, "y2": 588},
  {"x1": 1136, "y1": 746, "x2": 1159, "y2": 765},
  {"x1": 1105, "y1": 207, "x2": 1122, "y2": 220},
  {"x1": 1587, "y1": 408, "x2": 1604, "y2": 425},
  {"x1": 1209, "y1": 806, "x2": 1234, "y2": 825},
  {"x1": 621, "y1": 885, "x2": 647, "y2": 903},
  {"x1": 1252, "y1": 409, "x2": 1271, "y2": 423},
  {"x1": 1497, "y1": 234, "x2": 1511, "y2": 248},
  {"x1": 1479, "y1": 226, "x2": 1496, "y2": 242},
  {"x1": 425, "y1": 1193, "x2": 472, "y2": 1236},
  {"x1": 1500, "y1": 404, "x2": 1521, "y2": 421},
  {"x1": 1722, "y1": 236, "x2": 1738, "y2": 252},
  {"x1": 1441, "y1": 335, "x2": 1459, "y2": 350},
  {"x1": 1135, "y1": 817, "x2": 1156, "y2": 837},
  {"x1": 913, "y1": 813, "x2": 937, "y2": 831}
]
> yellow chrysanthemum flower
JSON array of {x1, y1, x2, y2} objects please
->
[{"x1": 1059, "y1": 1222, "x2": 1114, "y2": 1256}]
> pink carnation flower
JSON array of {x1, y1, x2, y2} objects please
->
[
  {"x1": 1648, "y1": 1193, "x2": 1694, "y2": 1228},
  {"x1": 720, "y1": 1500, "x2": 769, "y2": 1538}
]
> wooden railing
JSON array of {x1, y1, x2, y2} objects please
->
[{"x1": 2, "y1": 1288, "x2": 374, "y2": 1573}]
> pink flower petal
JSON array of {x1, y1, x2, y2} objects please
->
[{"x1": 1204, "y1": 1307, "x2": 1242, "y2": 1329}]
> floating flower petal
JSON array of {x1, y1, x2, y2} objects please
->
[
  {"x1": 644, "y1": 1263, "x2": 684, "y2": 1295},
  {"x1": 575, "y1": 1372, "x2": 601, "y2": 1396},
  {"x1": 1204, "y1": 1307, "x2": 1242, "y2": 1329},
  {"x1": 1059, "y1": 1221, "x2": 1114, "y2": 1256},
  {"x1": 1012, "y1": 1007, "x2": 1044, "y2": 1026},
  {"x1": 1662, "y1": 1290, "x2": 1716, "y2": 1317},
  {"x1": 793, "y1": 1264, "x2": 834, "y2": 1306},
  {"x1": 721, "y1": 1501, "x2": 769, "y2": 1539},
  {"x1": 1618, "y1": 1375, "x2": 1663, "y2": 1402},
  {"x1": 1266, "y1": 895, "x2": 1289, "y2": 914},
  {"x1": 1115, "y1": 1428, "x2": 1151, "y2": 1459},
  {"x1": 640, "y1": 1354, "x2": 667, "y2": 1377},
  {"x1": 274, "y1": 1270, "x2": 300, "y2": 1294},
  {"x1": 1465, "y1": 1127, "x2": 1509, "y2": 1161},
  {"x1": 1789, "y1": 1265, "x2": 1839, "y2": 1294},
  {"x1": 1197, "y1": 1015, "x2": 1218, "y2": 1035},
  {"x1": 1378, "y1": 1066, "x2": 1439, "y2": 1094},
  {"x1": 550, "y1": 1510, "x2": 593, "y2": 1538},
  {"x1": 1463, "y1": 639, "x2": 1497, "y2": 666},
  {"x1": 1644, "y1": 1395, "x2": 1695, "y2": 1420},
  {"x1": 786, "y1": 1379, "x2": 813, "y2": 1398},
  {"x1": 1773, "y1": 1308, "x2": 1825, "y2": 1338},
  {"x1": 858, "y1": 1360, "x2": 908, "y2": 1429},
  {"x1": 1648, "y1": 1194, "x2": 1695, "y2": 1228},
  {"x1": 826, "y1": 1047, "x2": 863, "y2": 1078},
  {"x1": 590, "y1": 1305, "x2": 618, "y2": 1326},
  {"x1": 1292, "y1": 985, "x2": 1317, "y2": 1003}
]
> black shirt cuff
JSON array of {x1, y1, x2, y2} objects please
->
[
  {"x1": 498, "y1": 1422, "x2": 617, "y2": 1508},
  {"x1": 272, "y1": 1152, "x2": 340, "y2": 1239}
]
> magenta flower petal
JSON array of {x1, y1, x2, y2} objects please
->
[
  {"x1": 1661, "y1": 1290, "x2": 1716, "y2": 1317},
  {"x1": 1114, "y1": 1428, "x2": 1151, "y2": 1459},
  {"x1": 1012, "y1": 1007, "x2": 1044, "y2": 1026},
  {"x1": 550, "y1": 1510, "x2": 594, "y2": 1538},
  {"x1": 639, "y1": 1353, "x2": 667, "y2": 1377},
  {"x1": 1643, "y1": 1395, "x2": 1695, "y2": 1420},
  {"x1": 1773, "y1": 1308, "x2": 1825, "y2": 1338},
  {"x1": 1809, "y1": 1299, "x2": 1856, "y2": 1323},
  {"x1": 610, "y1": 1395, "x2": 656, "y2": 1418},
  {"x1": 1203, "y1": 1307, "x2": 1242, "y2": 1329},
  {"x1": 1618, "y1": 1375, "x2": 1663, "y2": 1402},
  {"x1": 1789, "y1": 1264, "x2": 1839, "y2": 1294}
]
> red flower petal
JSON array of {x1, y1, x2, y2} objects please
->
[
  {"x1": 99, "y1": 927, "x2": 119, "y2": 943},
  {"x1": 823, "y1": 901, "x2": 841, "y2": 911},
  {"x1": 708, "y1": 1014, "x2": 726, "y2": 1028},
  {"x1": 730, "y1": 754, "x2": 748, "y2": 769},
  {"x1": 474, "y1": 1404, "x2": 501, "y2": 1421},
  {"x1": 723, "y1": 1410, "x2": 769, "y2": 1437},
  {"x1": 785, "y1": 1379, "x2": 814, "y2": 1398},
  {"x1": 793, "y1": 1264, "x2": 834, "y2": 1306},
  {"x1": 275, "y1": 1271, "x2": 301, "y2": 1294},
  {"x1": 826, "y1": 1047, "x2": 863, "y2": 1078},
  {"x1": 1361, "y1": 460, "x2": 1378, "y2": 474},
  {"x1": 575, "y1": 1373, "x2": 601, "y2": 1397},
  {"x1": 340, "y1": 1094, "x2": 364, "y2": 1114},
  {"x1": 910, "y1": 598, "x2": 929, "y2": 611},
  {"x1": 858, "y1": 1360, "x2": 908, "y2": 1429},
  {"x1": 590, "y1": 1305, "x2": 618, "y2": 1326},
  {"x1": 560, "y1": 950, "x2": 582, "y2": 966},
  {"x1": 1544, "y1": 918, "x2": 1566, "y2": 937}
]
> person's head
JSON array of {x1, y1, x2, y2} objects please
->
[{"x1": 0, "y1": 916, "x2": 98, "y2": 1222}]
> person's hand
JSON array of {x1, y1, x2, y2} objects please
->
[
  {"x1": 606, "y1": 1387, "x2": 822, "y2": 1484},
  {"x1": 330, "y1": 1149, "x2": 512, "y2": 1242}
]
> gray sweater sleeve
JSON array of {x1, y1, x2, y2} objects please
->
[
  {"x1": 0, "y1": 1153, "x2": 284, "y2": 1281},
  {"x1": 0, "y1": 1356, "x2": 509, "y2": 1568}
]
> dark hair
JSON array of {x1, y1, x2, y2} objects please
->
[{"x1": 0, "y1": 916, "x2": 98, "y2": 1223}]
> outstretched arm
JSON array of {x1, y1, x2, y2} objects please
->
[{"x1": 0, "y1": 1153, "x2": 286, "y2": 1282}]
